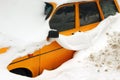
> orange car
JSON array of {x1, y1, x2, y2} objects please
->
[{"x1": 0, "y1": 0, "x2": 119, "y2": 77}]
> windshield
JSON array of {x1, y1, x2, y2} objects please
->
[{"x1": 44, "y1": 3, "x2": 53, "y2": 20}]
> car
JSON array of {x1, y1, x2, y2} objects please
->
[{"x1": 0, "y1": 0, "x2": 119, "y2": 77}]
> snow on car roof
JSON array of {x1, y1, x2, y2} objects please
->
[{"x1": 45, "y1": 0, "x2": 94, "y2": 6}]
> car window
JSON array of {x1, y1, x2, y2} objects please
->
[
  {"x1": 99, "y1": 0, "x2": 118, "y2": 18},
  {"x1": 79, "y1": 2, "x2": 101, "y2": 26},
  {"x1": 49, "y1": 4, "x2": 75, "y2": 32},
  {"x1": 44, "y1": 3, "x2": 53, "y2": 20}
]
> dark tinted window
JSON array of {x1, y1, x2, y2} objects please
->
[
  {"x1": 100, "y1": 0, "x2": 118, "y2": 18},
  {"x1": 79, "y1": 2, "x2": 101, "y2": 26},
  {"x1": 50, "y1": 5, "x2": 75, "y2": 32},
  {"x1": 44, "y1": 3, "x2": 53, "y2": 20}
]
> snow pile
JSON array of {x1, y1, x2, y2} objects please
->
[
  {"x1": 56, "y1": 13, "x2": 119, "y2": 51},
  {"x1": 0, "y1": 0, "x2": 51, "y2": 60},
  {"x1": 0, "y1": 0, "x2": 50, "y2": 47},
  {"x1": 38, "y1": 13, "x2": 120, "y2": 80},
  {"x1": 0, "y1": 0, "x2": 51, "y2": 79},
  {"x1": 56, "y1": 19, "x2": 108, "y2": 50},
  {"x1": 0, "y1": 0, "x2": 120, "y2": 80}
]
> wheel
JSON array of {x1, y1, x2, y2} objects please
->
[{"x1": 10, "y1": 68, "x2": 32, "y2": 77}]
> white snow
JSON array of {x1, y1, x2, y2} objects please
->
[
  {"x1": 0, "y1": 0, "x2": 120, "y2": 80},
  {"x1": 56, "y1": 12, "x2": 120, "y2": 51},
  {"x1": 45, "y1": 0, "x2": 94, "y2": 6},
  {"x1": 37, "y1": 13, "x2": 120, "y2": 80},
  {"x1": 0, "y1": 0, "x2": 50, "y2": 47},
  {"x1": 0, "y1": 0, "x2": 51, "y2": 79}
]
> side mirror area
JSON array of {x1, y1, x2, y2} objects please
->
[{"x1": 48, "y1": 30, "x2": 59, "y2": 38}]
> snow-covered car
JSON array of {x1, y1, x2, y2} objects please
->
[{"x1": 0, "y1": 0, "x2": 119, "y2": 78}]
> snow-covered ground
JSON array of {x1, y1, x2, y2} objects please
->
[
  {"x1": 0, "y1": 0, "x2": 120, "y2": 80},
  {"x1": 39, "y1": 13, "x2": 120, "y2": 80}
]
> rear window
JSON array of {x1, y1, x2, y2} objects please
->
[
  {"x1": 50, "y1": 4, "x2": 75, "y2": 32},
  {"x1": 79, "y1": 2, "x2": 101, "y2": 26},
  {"x1": 99, "y1": 0, "x2": 118, "y2": 18}
]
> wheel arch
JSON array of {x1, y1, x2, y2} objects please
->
[{"x1": 10, "y1": 67, "x2": 33, "y2": 77}]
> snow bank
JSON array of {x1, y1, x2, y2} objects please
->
[
  {"x1": 0, "y1": 0, "x2": 51, "y2": 79},
  {"x1": 0, "y1": 0, "x2": 120, "y2": 80},
  {"x1": 38, "y1": 13, "x2": 120, "y2": 80},
  {"x1": 56, "y1": 13, "x2": 116, "y2": 51},
  {"x1": 0, "y1": 0, "x2": 50, "y2": 47},
  {"x1": 0, "y1": 0, "x2": 51, "y2": 66}
]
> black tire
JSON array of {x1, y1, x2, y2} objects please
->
[{"x1": 10, "y1": 68, "x2": 32, "y2": 77}]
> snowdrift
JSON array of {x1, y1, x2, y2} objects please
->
[
  {"x1": 39, "y1": 13, "x2": 120, "y2": 80},
  {"x1": 56, "y1": 13, "x2": 119, "y2": 51},
  {"x1": 0, "y1": 0, "x2": 50, "y2": 48},
  {"x1": 0, "y1": 0, "x2": 50, "y2": 79},
  {"x1": 0, "y1": 0, "x2": 120, "y2": 80}
]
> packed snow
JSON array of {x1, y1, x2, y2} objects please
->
[{"x1": 0, "y1": 0, "x2": 120, "y2": 80}]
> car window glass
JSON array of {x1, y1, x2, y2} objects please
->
[
  {"x1": 100, "y1": 0, "x2": 118, "y2": 18},
  {"x1": 44, "y1": 3, "x2": 53, "y2": 20},
  {"x1": 79, "y1": 2, "x2": 101, "y2": 26},
  {"x1": 49, "y1": 4, "x2": 75, "y2": 32}
]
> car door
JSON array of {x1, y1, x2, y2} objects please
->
[
  {"x1": 49, "y1": 3, "x2": 77, "y2": 35},
  {"x1": 39, "y1": 3, "x2": 76, "y2": 74}
]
